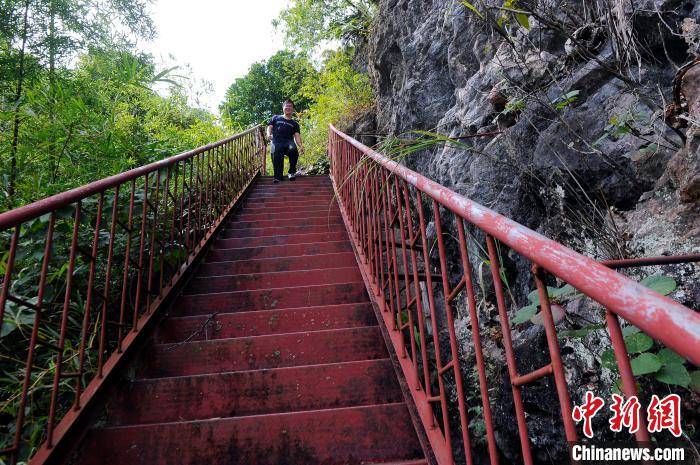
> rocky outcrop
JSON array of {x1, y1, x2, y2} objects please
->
[{"x1": 360, "y1": 0, "x2": 700, "y2": 462}]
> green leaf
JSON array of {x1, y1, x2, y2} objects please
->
[
  {"x1": 638, "y1": 143, "x2": 658, "y2": 155},
  {"x1": 624, "y1": 332, "x2": 653, "y2": 354},
  {"x1": 621, "y1": 325, "x2": 640, "y2": 337},
  {"x1": 657, "y1": 348, "x2": 685, "y2": 366},
  {"x1": 553, "y1": 90, "x2": 580, "y2": 109},
  {"x1": 550, "y1": 284, "x2": 578, "y2": 299},
  {"x1": 640, "y1": 274, "x2": 676, "y2": 296},
  {"x1": 526, "y1": 286, "x2": 558, "y2": 305},
  {"x1": 461, "y1": 1, "x2": 484, "y2": 19},
  {"x1": 558, "y1": 324, "x2": 605, "y2": 339},
  {"x1": 602, "y1": 349, "x2": 617, "y2": 370},
  {"x1": 1, "y1": 320, "x2": 17, "y2": 338},
  {"x1": 512, "y1": 304, "x2": 537, "y2": 325},
  {"x1": 654, "y1": 363, "x2": 690, "y2": 387},
  {"x1": 690, "y1": 371, "x2": 700, "y2": 393},
  {"x1": 515, "y1": 12, "x2": 530, "y2": 30},
  {"x1": 630, "y1": 353, "x2": 662, "y2": 376}
]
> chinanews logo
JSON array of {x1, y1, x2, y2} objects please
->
[{"x1": 568, "y1": 391, "x2": 696, "y2": 464}]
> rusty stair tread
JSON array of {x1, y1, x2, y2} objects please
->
[
  {"x1": 242, "y1": 190, "x2": 335, "y2": 197},
  {"x1": 206, "y1": 240, "x2": 353, "y2": 262},
  {"x1": 234, "y1": 202, "x2": 339, "y2": 214},
  {"x1": 233, "y1": 209, "x2": 342, "y2": 221},
  {"x1": 174, "y1": 281, "x2": 370, "y2": 315},
  {"x1": 246, "y1": 192, "x2": 334, "y2": 200},
  {"x1": 107, "y1": 358, "x2": 402, "y2": 426},
  {"x1": 138, "y1": 326, "x2": 388, "y2": 378},
  {"x1": 78, "y1": 403, "x2": 423, "y2": 465},
  {"x1": 234, "y1": 199, "x2": 334, "y2": 209},
  {"x1": 185, "y1": 266, "x2": 364, "y2": 294},
  {"x1": 215, "y1": 230, "x2": 348, "y2": 248},
  {"x1": 225, "y1": 215, "x2": 344, "y2": 230},
  {"x1": 220, "y1": 224, "x2": 346, "y2": 239},
  {"x1": 198, "y1": 251, "x2": 358, "y2": 277},
  {"x1": 158, "y1": 302, "x2": 376, "y2": 342}
]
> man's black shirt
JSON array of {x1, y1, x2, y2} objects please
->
[{"x1": 268, "y1": 115, "x2": 300, "y2": 145}]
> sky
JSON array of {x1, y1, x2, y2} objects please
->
[{"x1": 143, "y1": 0, "x2": 288, "y2": 112}]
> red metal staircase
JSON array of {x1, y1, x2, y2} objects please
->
[
  {"x1": 73, "y1": 176, "x2": 428, "y2": 465},
  {"x1": 1, "y1": 125, "x2": 698, "y2": 465}
]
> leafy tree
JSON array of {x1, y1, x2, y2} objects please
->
[
  {"x1": 298, "y1": 47, "x2": 373, "y2": 162},
  {"x1": 219, "y1": 50, "x2": 317, "y2": 130},
  {"x1": 275, "y1": 0, "x2": 376, "y2": 52},
  {"x1": 0, "y1": 0, "x2": 155, "y2": 208}
]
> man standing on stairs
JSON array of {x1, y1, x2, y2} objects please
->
[{"x1": 267, "y1": 99, "x2": 306, "y2": 183}]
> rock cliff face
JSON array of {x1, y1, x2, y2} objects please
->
[{"x1": 357, "y1": 0, "x2": 700, "y2": 463}]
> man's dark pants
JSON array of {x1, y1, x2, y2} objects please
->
[{"x1": 271, "y1": 141, "x2": 299, "y2": 181}]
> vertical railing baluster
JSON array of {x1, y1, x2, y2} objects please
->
[
  {"x1": 75, "y1": 192, "x2": 104, "y2": 409},
  {"x1": 380, "y1": 170, "x2": 398, "y2": 329},
  {"x1": 145, "y1": 170, "x2": 161, "y2": 311},
  {"x1": 133, "y1": 174, "x2": 150, "y2": 330},
  {"x1": 392, "y1": 175, "x2": 412, "y2": 360},
  {"x1": 531, "y1": 266, "x2": 578, "y2": 443},
  {"x1": 605, "y1": 308, "x2": 651, "y2": 443},
  {"x1": 416, "y1": 197, "x2": 454, "y2": 461},
  {"x1": 118, "y1": 180, "x2": 136, "y2": 351},
  {"x1": 47, "y1": 201, "x2": 81, "y2": 447},
  {"x1": 185, "y1": 159, "x2": 193, "y2": 251},
  {"x1": 432, "y1": 202, "x2": 474, "y2": 465},
  {"x1": 98, "y1": 186, "x2": 120, "y2": 377},
  {"x1": 159, "y1": 167, "x2": 171, "y2": 296},
  {"x1": 0, "y1": 227, "x2": 20, "y2": 329},
  {"x1": 14, "y1": 214, "x2": 55, "y2": 460},
  {"x1": 456, "y1": 218, "x2": 500, "y2": 465},
  {"x1": 400, "y1": 181, "x2": 431, "y2": 393},
  {"x1": 485, "y1": 234, "x2": 533, "y2": 465}
]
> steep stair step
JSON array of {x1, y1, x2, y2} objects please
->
[
  {"x1": 257, "y1": 176, "x2": 331, "y2": 184},
  {"x1": 233, "y1": 209, "x2": 342, "y2": 222},
  {"x1": 173, "y1": 282, "x2": 369, "y2": 316},
  {"x1": 207, "y1": 240, "x2": 352, "y2": 262},
  {"x1": 138, "y1": 326, "x2": 386, "y2": 378},
  {"x1": 225, "y1": 216, "x2": 344, "y2": 230},
  {"x1": 79, "y1": 403, "x2": 422, "y2": 465},
  {"x1": 108, "y1": 359, "x2": 401, "y2": 425},
  {"x1": 215, "y1": 231, "x2": 348, "y2": 249},
  {"x1": 246, "y1": 189, "x2": 334, "y2": 197},
  {"x1": 220, "y1": 224, "x2": 346, "y2": 239},
  {"x1": 234, "y1": 209, "x2": 342, "y2": 225},
  {"x1": 235, "y1": 202, "x2": 339, "y2": 214},
  {"x1": 185, "y1": 267, "x2": 363, "y2": 294},
  {"x1": 158, "y1": 302, "x2": 376, "y2": 343},
  {"x1": 237, "y1": 199, "x2": 333, "y2": 209},
  {"x1": 198, "y1": 252, "x2": 357, "y2": 276},
  {"x1": 247, "y1": 190, "x2": 334, "y2": 198},
  {"x1": 246, "y1": 195, "x2": 332, "y2": 204}
]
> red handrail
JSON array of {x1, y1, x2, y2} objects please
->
[
  {"x1": 0, "y1": 126, "x2": 266, "y2": 465},
  {"x1": 328, "y1": 124, "x2": 699, "y2": 465}
]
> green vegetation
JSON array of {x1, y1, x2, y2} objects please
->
[
  {"x1": 512, "y1": 274, "x2": 700, "y2": 394},
  {"x1": 275, "y1": 0, "x2": 376, "y2": 53},
  {"x1": 298, "y1": 48, "x2": 373, "y2": 162},
  {"x1": 0, "y1": 0, "x2": 223, "y2": 210},
  {"x1": 219, "y1": 50, "x2": 317, "y2": 130}
]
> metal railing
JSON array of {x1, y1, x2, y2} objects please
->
[
  {"x1": 0, "y1": 126, "x2": 266, "y2": 464},
  {"x1": 328, "y1": 124, "x2": 700, "y2": 465}
]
